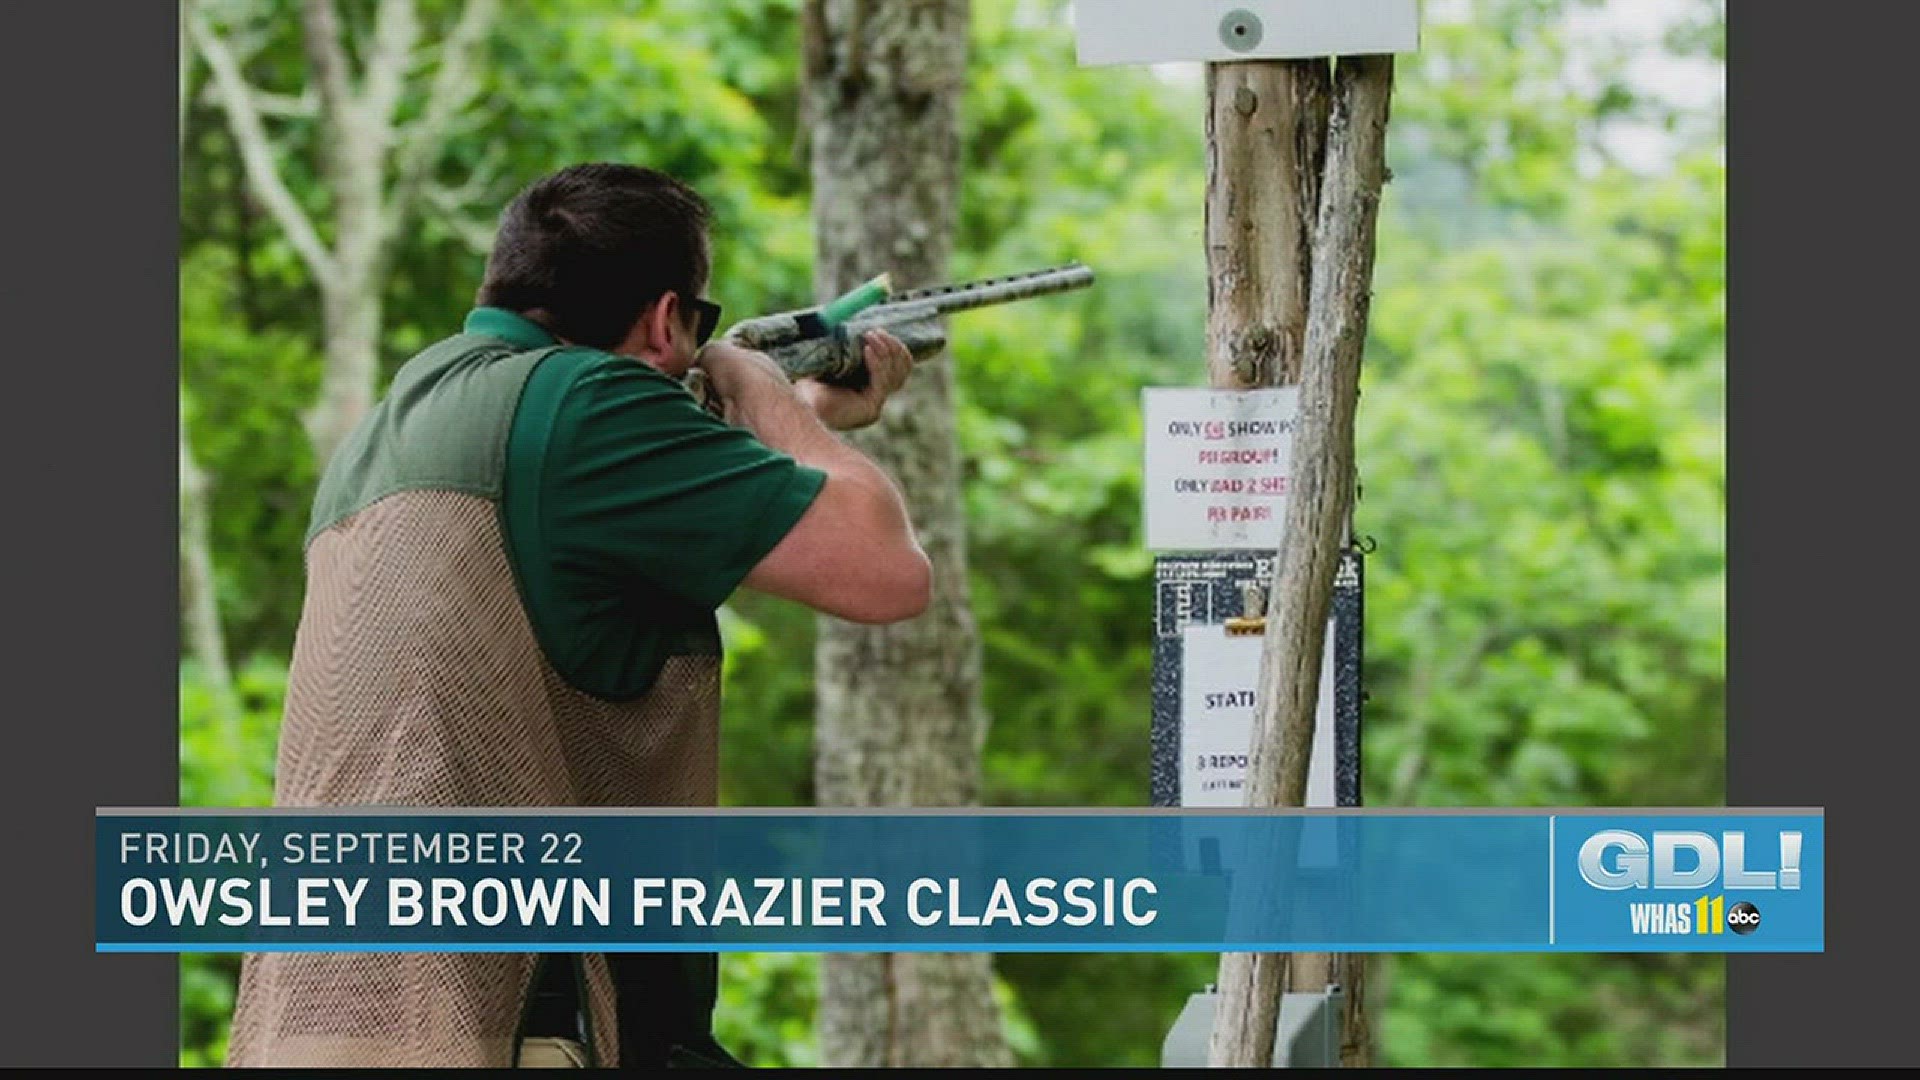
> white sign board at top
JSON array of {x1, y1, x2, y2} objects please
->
[
  {"x1": 1143, "y1": 387, "x2": 1298, "y2": 552},
  {"x1": 1074, "y1": 0, "x2": 1420, "y2": 68}
]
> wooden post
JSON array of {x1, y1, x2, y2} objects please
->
[
  {"x1": 1204, "y1": 60, "x2": 1329, "y2": 390},
  {"x1": 1200, "y1": 55, "x2": 1328, "y2": 1069},
  {"x1": 1205, "y1": 54, "x2": 1395, "y2": 1069}
]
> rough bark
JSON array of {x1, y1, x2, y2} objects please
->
[
  {"x1": 1339, "y1": 947, "x2": 1373, "y2": 1068},
  {"x1": 1203, "y1": 56, "x2": 1342, "y2": 1010},
  {"x1": 802, "y1": 0, "x2": 1011, "y2": 1068},
  {"x1": 1205, "y1": 60, "x2": 1330, "y2": 389},
  {"x1": 1209, "y1": 55, "x2": 1394, "y2": 1069},
  {"x1": 188, "y1": 0, "x2": 498, "y2": 469}
]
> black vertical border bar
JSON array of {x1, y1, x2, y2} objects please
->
[
  {"x1": 0, "y1": 0, "x2": 182, "y2": 1067},
  {"x1": 1726, "y1": 2, "x2": 1917, "y2": 1068}
]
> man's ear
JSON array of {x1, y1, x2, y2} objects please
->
[
  {"x1": 646, "y1": 291, "x2": 684, "y2": 352},
  {"x1": 617, "y1": 291, "x2": 684, "y2": 360}
]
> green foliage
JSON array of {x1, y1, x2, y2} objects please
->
[
  {"x1": 181, "y1": 247, "x2": 321, "y2": 656},
  {"x1": 179, "y1": 657, "x2": 281, "y2": 1066},
  {"x1": 1379, "y1": 952, "x2": 1721, "y2": 1067},
  {"x1": 180, "y1": 656, "x2": 281, "y2": 811},
  {"x1": 710, "y1": 954, "x2": 1042, "y2": 1068},
  {"x1": 714, "y1": 952, "x2": 820, "y2": 1066},
  {"x1": 180, "y1": 0, "x2": 1724, "y2": 1067},
  {"x1": 1354, "y1": 6, "x2": 1726, "y2": 1064}
]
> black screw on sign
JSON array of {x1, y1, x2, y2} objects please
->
[{"x1": 1219, "y1": 9, "x2": 1264, "y2": 53}]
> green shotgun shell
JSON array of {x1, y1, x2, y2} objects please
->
[{"x1": 817, "y1": 273, "x2": 894, "y2": 328}]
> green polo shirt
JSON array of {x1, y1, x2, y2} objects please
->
[{"x1": 479, "y1": 306, "x2": 826, "y2": 700}]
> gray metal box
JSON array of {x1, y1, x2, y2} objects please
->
[{"x1": 1161, "y1": 987, "x2": 1345, "y2": 1068}]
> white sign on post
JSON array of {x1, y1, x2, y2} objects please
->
[
  {"x1": 1177, "y1": 625, "x2": 1338, "y2": 811},
  {"x1": 1143, "y1": 387, "x2": 1298, "y2": 552},
  {"x1": 1074, "y1": 0, "x2": 1421, "y2": 68}
]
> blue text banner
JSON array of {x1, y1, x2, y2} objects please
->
[{"x1": 95, "y1": 809, "x2": 1822, "y2": 953}]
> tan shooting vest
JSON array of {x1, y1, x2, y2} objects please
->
[{"x1": 224, "y1": 334, "x2": 721, "y2": 1068}]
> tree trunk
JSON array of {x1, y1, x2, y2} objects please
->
[
  {"x1": 308, "y1": 276, "x2": 383, "y2": 467},
  {"x1": 193, "y1": 0, "x2": 497, "y2": 471},
  {"x1": 1292, "y1": 59, "x2": 1393, "y2": 1073},
  {"x1": 180, "y1": 2, "x2": 239, "y2": 736},
  {"x1": 1204, "y1": 60, "x2": 1329, "y2": 390},
  {"x1": 301, "y1": 0, "x2": 394, "y2": 469},
  {"x1": 802, "y1": 0, "x2": 1011, "y2": 1068},
  {"x1": 181, "y1": 403, "x2": 242, "y2": 738},
  {"x1": 1206, "y1": 55, "x2": 1394, "y2": 1068},
  {"x1": 1201, "y1": 57, "x2": 1330, "y2": 1065}
]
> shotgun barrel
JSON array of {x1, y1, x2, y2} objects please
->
[{"x1": 719, "y1": 262, "x2": 1097, "y2": 386}]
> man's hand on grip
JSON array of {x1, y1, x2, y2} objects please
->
[{"x1": 794, "y1": 330, "x2": 913, "y2": 432}]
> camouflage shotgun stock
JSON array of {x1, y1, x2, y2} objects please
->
[{"x1": 687, "y1": 263, "x2": 1095, "y2": 412}]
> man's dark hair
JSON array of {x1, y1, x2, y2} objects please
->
[{"x1": 478, "y1": 163, "x2": 712, "y2": 349}]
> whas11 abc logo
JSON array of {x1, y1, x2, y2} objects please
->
[{"x1": 1577, "y1": 830, "x2": 1803, "y2": 937}]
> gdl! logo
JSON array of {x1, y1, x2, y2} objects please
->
[{"x1": 1577, "y1": 830, "x2": 1799, "y2": 937}]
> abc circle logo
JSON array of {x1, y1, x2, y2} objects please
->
[{"x1": 1726, "y1": 901, "x2": 1762, "y2": 935}]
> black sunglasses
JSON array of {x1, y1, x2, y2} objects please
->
[{"x1": 687, "y1": 296, "x2": 723, "y2": 347}]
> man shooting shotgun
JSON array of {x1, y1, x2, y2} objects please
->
[{"x1": 224, "y1": 163, "x2": 1090, "y2": 1070}]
